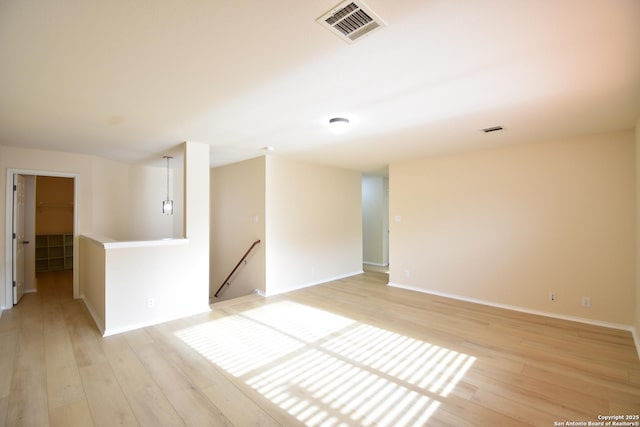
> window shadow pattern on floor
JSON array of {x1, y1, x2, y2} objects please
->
[{"x1": 175, "y1": 300, "x2": 475, "y2": 426}]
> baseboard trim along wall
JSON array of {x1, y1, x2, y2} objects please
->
[
  {"x1": 266, "y1": 270, "x2": 365, "y2": 297},
  {"x1": 388, "y1": 282, "x2": 640, "y2": 361},
  {"x1": 101, "y1": 307, "x2": 212, "y2": 337},
  {"x1": 81, "y1": 295, "x2": 211, "y2": 337},
  {"x1": 80, "y1": 294, "x2": 106, "y2": 336}
]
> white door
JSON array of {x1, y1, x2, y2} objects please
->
[{"x1": 13, "y1": 174, "x2": 26, "y2": 304}]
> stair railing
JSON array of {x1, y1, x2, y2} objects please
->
[{"x1": 214, "y1": 239, "x2": 261, "y2": 298}]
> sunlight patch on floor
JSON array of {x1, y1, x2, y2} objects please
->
[{"x1": 175, "y1": 300, "x2": 475, "y2": 426}]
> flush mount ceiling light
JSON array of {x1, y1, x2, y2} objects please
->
[{"x1": 329, "y1": 117, "x2": 351, "y2": 134}]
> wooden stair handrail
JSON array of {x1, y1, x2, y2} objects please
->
[{"x1": 214, "y1": 239, "x2": 261, "y2": 298}]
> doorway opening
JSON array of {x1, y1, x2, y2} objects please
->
[
  {"x1": 33, "y1": 176, "x2": 75, "y2": 301},
  {"x1": 361, "y1": 175, "x2": 389, "y2": 275},
  {"x1": 4, "y1": 170, "x2": 78, "y2": 309}
]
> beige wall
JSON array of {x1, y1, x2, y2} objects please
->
[
  {"x1": 210, "y1": 157, "x2": 266, "y2": 300},
  {"x1": 265, "y1": 156, "x2": 363, "y2": 295},
  {"x1": 210, "y1": 155, "x2": 362, "y2": 298},
  {"x1": 390, "y1": 130, "x2": 636, "y2": 325},
  {"x1": 35, "y1": 176, "x2": 74, "y2": 234}
]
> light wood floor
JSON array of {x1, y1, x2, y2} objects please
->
[{"x1": 1, "y1": 271, "x2": 639, "y2": 426}]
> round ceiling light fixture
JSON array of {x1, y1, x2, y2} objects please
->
[{"x1": 328, "y1": 117, "x2": 350, "y2": 134}]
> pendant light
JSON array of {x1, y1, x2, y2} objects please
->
[{"x1": 162, "y1": 156, "x2": 173, "y2": 215}]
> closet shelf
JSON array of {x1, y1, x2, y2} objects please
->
[{"x1": 35, "y1": 234, "x2": 73, "y2": 272}]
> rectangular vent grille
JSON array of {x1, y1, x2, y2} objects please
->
[
  {"x1": 482, "y1": 126, "x2": 504, "y2": 133},
  {"x1": 317, "y1": 1, "x2": 385, "y2": 43}
]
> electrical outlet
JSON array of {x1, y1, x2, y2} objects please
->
[
  {"x1": 404, "y1": 270, "x2": 410, "y2": 278},
  {"x1": 549, "y1": 293, "x2": 557, "y2": 302},
  {"x1": 147, "y1": 298, "x2": 155, "y2": 308},
  {"x1": 581, "y1": 296, "x2": 591, "y2": 308}
]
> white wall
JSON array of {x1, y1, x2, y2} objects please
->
[
  {"x1": 91, "y1": 155, "x2": 184, "y2": 241},
  {"x1": 183, "y1": 141, "x2": 210, "y2": 304},
  {"x1": 0, "y1": 144, "x2": 183, "y2": 310},
  {"x1": 126, "y1": 164, "x2": 180, "y2": 240},
  {"x1": 265, "y1": 156, "x2": 363, "y2": 295},
  {"x1": 79, "y1": 236, "x2": 106, "y2": 331},
  {"x1": 1, "y1": 146, "x2": 92, "y2": 308},
  {"x1": 103, "y1": 239, "x2": 202, "y2": 335},
  {"x1": 389, "y1": 130, "x2": 636, "y2": 326},
  {"x1": 78, "y1": 141, "x2": 210, "y2": 336},
  {"x1": 210, "y1": 157, "x2": 265, "y2": 301},
  {"x1": 89, "y1": 156, "x2": 130, "y2": 239}
]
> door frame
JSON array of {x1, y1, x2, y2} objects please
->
[{"x1": 4, "y1": 169, "x2": 80, "y2": 309}]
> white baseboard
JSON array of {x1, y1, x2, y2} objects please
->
[
  {"x1": 81, "y1": 295, "x2": 211, "y2": 337},
  {"x1": 388, "y1": 282, "x2": 640, "y2": 360},
  {"x1": 80, "y1": 295, "x2": 105, "y2": 336},
  {"x1": 265, "y1": 270, "x2": 364, "y2": 297},
  {"x1": 363, "y1": 262, "x2": 388, "y2": 267},
  {"x1": 102, "y1": 305, "x2": 211, "y2": 337}
]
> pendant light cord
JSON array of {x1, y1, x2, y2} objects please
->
[{"x1": 164, "y1": 156, "x2": 172, "y2": 200}]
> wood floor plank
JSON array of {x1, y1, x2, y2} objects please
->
[
  {"x1": 64, "y1": 305, "x2": 108, "y2": 368},
  {"x1": 78, "y1": 362, "x2": 138, "y2": 427},
  {"x1": 1, "y1": 270, "x2": 639, "y2": 426},
  {"x1": 201, "y1": 384, "x2": 282, "y2": 427},
  {"x1": 101, "y1": 335, "x2": 184, "y2": 427},
  {"x1": 5, "y1": 294, "x2": 49, "y2": 427},
  {"x1": 0, "y1": 331, "x2": 19, "y2": 401},
  {"x1": 49, "y1": 399, "x2": 94, "y2": 427},
  {"x1": 0, "y1": 396, "x2": 8, "y2": 427},
  {"x1": 44, "y1": 301, "x2": 85, "y2": 410},
  {"x1": 128, "y1": 340, "x2": 232, "y2": 426},
  {"x1": 123, "y1": 387, "x2": 185, "y2": 427},
  {"x1": 432, "y1": 398, "x2": 527, "y2": 427},
  {"x1": 0, "y1": 310, "x2": 20, "y2": 334},
  {"x1": 146, "y1": 324, "x2": 301, "y2": 426}
]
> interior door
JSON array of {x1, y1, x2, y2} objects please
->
[{"x1": 13, "y1": 174, "x2": 26, "y2": 304}]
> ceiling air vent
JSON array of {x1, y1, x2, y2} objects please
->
[
  {"x1": 317, "y1": 1, "x2": 386, "y2": 44},
  {"x1": 482, "y1": 126, "x2": 504, "y2": 133}
]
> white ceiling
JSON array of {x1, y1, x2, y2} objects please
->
[{"x1": 1, "y1": 0, "x2": 639, "y2": 174}]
